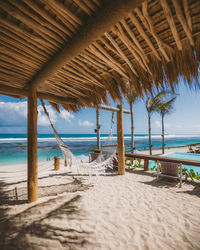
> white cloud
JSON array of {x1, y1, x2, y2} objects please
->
[
  {"x1": 60, "y1": 109, "x2": 74, "y2": 122},
  {"x1": 37, "y1": 104, "x2": 57, "y2": 126},
  {"x1": 0, "y1": 101, "x2": 27, "y2": 126},
  {"x1": 0, "y1": 101, "x2": 74, "y2": 127},
  {"x1": 78, "y1": 120, "x2": 94, "y2": 127},
  {"x1": 155, "y1": 120, "x2": 161, "y2": 128}
]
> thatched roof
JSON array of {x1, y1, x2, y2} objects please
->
[{"x1": 0, "y1": 0, "x2": 200, "y2": 111}]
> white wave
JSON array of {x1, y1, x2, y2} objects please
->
[{"x1": 0, "y1": 134, "x2": 200, "y2": 143}]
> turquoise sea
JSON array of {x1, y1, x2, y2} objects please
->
[{"x1": 0, "y1": 133, "x2": 200, "y2": 166}]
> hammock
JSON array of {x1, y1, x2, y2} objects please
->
[
  {"x1": 101, "y1": 111, "x2": 117, "y2": 148},
  {"x1": 41, "y1": 100, "x2": 116, "y2": 174}
]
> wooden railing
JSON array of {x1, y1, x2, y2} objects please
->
[
  {"x1": 125, "y1": 152, "x2": 200, "y2": 167},
  {"x1": 94, "y1": 149, "x2": 200, "y2": 168}
]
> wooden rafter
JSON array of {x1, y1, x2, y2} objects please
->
[
  {"x1": 183, "y1": 0, "x2": 192, "y2": 32},
  {"x1": 114, "y1": 24, "x2": 150, "y2": 73},
  {"x1": 172, "y1": 0, "x2": 194, "y2": 46},
  {"x1": 105, "y1": 32, "x2": 138, "y2": 76},
  {"x1": 142, "y1": 1, "x2": 170, "y2": 62},
  {"x1": 129, "y1": 12, "x2": 161, "y2": 60},
  {"x1": 160, "y1": 0, "x2": 182, "y2": 50},
  {"x1": 26, "y1": 0, "x2": 143, "y2": 90},
  {"x1": 89, "y1": 43, "x2": 128, "y2": 78}
]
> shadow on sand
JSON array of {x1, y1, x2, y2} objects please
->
[
  {"x1": 0, "y1": 176, "x2": 92, "y2": 249},
  {"x1": 126, "y1": 168, "x2": 200, "y2": 197}
]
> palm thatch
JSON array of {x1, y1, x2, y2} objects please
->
[{"x1": 0, "y1": 0, "x2": 199, "y2": 111}]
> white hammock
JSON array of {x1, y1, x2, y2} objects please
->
[{"x1": 41, "y1": 100, "x2": 117, "y2": 174}]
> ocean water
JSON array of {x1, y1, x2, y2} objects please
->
[{"x1": 0, "y1": 133, "x2": 200, "y2": 166}]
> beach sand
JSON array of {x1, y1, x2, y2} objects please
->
[{"x1": 0, "y1": 147, "x2": 200, "y2": 249}]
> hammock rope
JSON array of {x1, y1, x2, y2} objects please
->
[{"x1": 41, "y1": 100, "x2": 116, "y2": 174}]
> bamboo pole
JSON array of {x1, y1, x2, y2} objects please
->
[
  {"x1": 27, "y1": 89, "x2": 38, "y2": 202},
  {"x1": 117, "y1": 104, "x2": 125, "y2": 175}
]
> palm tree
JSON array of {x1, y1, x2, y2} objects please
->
[
  {"x1": 157, "y1": 96, "x2": 176, "y2": 154},
  {"x1": 145, "y1": 91, "x2": 166, "y2": 155},
  {"x1": 125, "y1": 82, "x2": 139, "y2": 153}
]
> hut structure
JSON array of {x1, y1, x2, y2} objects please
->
[{"x1": 0, "y1": 0, "x2": 200, "y2": 202}]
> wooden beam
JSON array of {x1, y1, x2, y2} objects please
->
[
  {"x1": 117, "y1": 104, "x2": 125, "y2": 175},
  {"x1": 0, "y1": 84, "x2": 78, "y2": 105},
  {"x1": 27, "y1": 0, "x2": 143, "y2": 90},
  {"x1": 97, "y1": 104, "x2": 130, "y2": 114},
  {"x1": 160, "y1": 0, "x2": 182, "y2": 50},
  {"x1": 129, "y1": 12, "x2": 161, "y2": 61},
  {"x1": 27, "y1": 89, "x2": 38, "y2": 202},
  {"x1": 172, "y1": 0, "x2": 194, "y2": 47},
  {"x1": 142, "y1": 2, "x2": 170, "y2": 62},
  {"x1": 114, "y1": 24, "x2": 150, "y2": 73},
  {"x1": 105, "y1": 32, "x2": 138, "y2": 76},
  {"x1": 183, "y1": 0, "x2": 192, "y2": 32}
]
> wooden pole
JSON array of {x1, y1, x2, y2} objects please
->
[
  {"x1": 117, "y1": 104, "x2": 125, "y2": 175},
  {"x1": 27, "y1": 89, "x2": 38, "y2": 203},
  {"x1": 96, "y1": 108, "x2": 101, "y2": 150},
  {"x1": 144, "y1": 159, "x2": 149, "y2": 171}
]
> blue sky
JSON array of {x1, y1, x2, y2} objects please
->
[{"x1": 0, "y1": 80, "x2": 200, "y2": 135}]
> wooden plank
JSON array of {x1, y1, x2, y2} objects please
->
[
  {"x1": 26, "y1": 0, "x2": 143, "y2": 90},
  {"x1": 27, "y1": 89, "x2": 38, "y2": 202},
  {"x1": 117, "y1": 104, "x2": 125, "y2": 175}
]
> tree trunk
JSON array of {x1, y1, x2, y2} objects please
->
[
  {"x1": 96, "y1": 108, "x2": 100, "y2": 149},
  {"x1": 148, "y1": 112, "x2": 152, "y2": 155},
  {"x1": 130, "y1": 102, "x2": 134, "y2": 153},
  {"x1": 162, "y1": 113, "x2": 165, "y2": 154}
]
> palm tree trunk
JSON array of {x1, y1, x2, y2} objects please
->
[
  {"x1": 148, "y1": 112, "x2": 152, "y2": 155},
  {"x1": 162, "y1": 113, "x2": 165, "y2": 154},
  {"x1": 130, "y1": 102, "x2": 134, "y2": 153}
]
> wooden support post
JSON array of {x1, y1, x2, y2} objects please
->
[
  {"x1": 144, "y1": 159, "x2": 149, "y2": 171},
  {"x1": 27, "y1": 90, "x2": 38, "y2": 203},
  {"x1": 117, "y1": 104, "x2": 125, "y2": 175},
  {"x1": 96, "y1": 108, "x2": 101, "y2": 149}
]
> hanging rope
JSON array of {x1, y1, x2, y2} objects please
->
[
  {"x1": 40, "y1": 100, "x2": 117, "y2": 173},
  {"x1": 102, "y1": 111, "x2": 116, "y2": 148}
]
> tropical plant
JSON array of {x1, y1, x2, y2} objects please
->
[
  {"x1": 125, "y1": 81, "x2": 139, "y2": 153},
  {"x1": 145, "y1": 91, "x2": 167, "y2": 155},
  {"x1": 133, "y1": 158, "x2": 143, "y2": 168},
  {"x1": 157, "y1": 95, "x2": 176, "y2": 154}
]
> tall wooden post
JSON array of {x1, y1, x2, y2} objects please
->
[
  {"x1": 28, "y1": 90, "x2": 38, "y2": 203},
  {"x1": 117, "y1": 104, "x2": 125, "y2": 175},
  {"x1": 96, "y1": 108, "x2": 101, "y2": 149}
]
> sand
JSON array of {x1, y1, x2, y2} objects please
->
[{"x1": 0, "y1": 147, "x2": 200, "y2": 249}]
